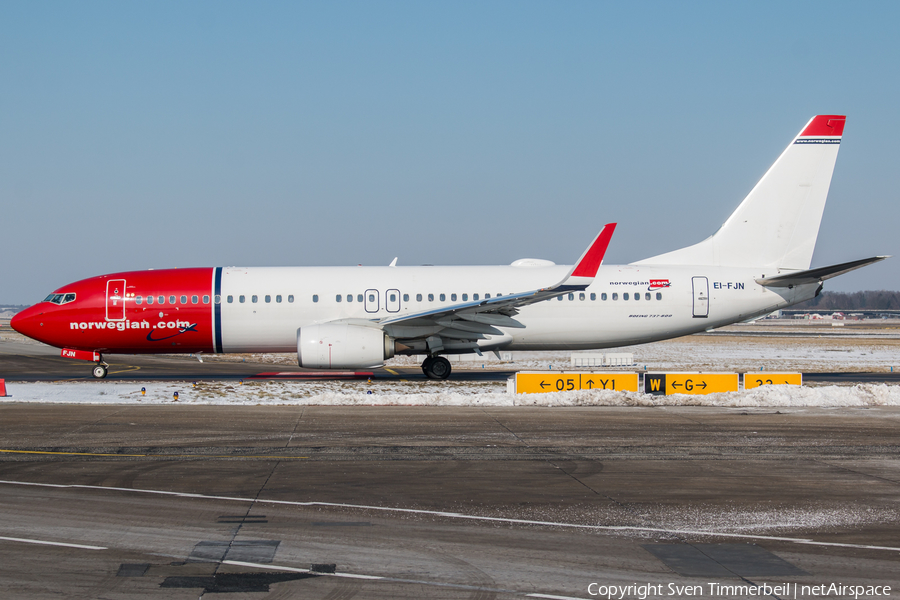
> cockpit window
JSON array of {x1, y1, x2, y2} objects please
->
[{"x1": 44, "y1": 293, "x2": 76, "y2": 305}]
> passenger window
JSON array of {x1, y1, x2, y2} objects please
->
[
  {"x1": 590, "y1": 293, "x2": 596, "y2": 301},
  {"x1": 473, "y1": 294, "x2": 479, "y2": 301},
  {"x1": 227, "y1": 295, "x2": 233, "y2": 303},
  {"x1": 347, "y1": 294, "x2": 353, "y2": 302},
  {"x1": 239, "y1": 295, "x2": 245, "y2": 303},
  {"x1": 439, "y1": 294, "x2": 446, "y2": 301},
  {"x1": 192, "y1": 295, "x2": 199, "y2": 304},
  {"x1": 368, "y1": 294, "x2": 375, "y2": 302},
  {"x1": 403, "y1": 294, "x2": 409, "y2": 302},
  {"x1": 168, "y1": 295, "x2": 175, "y2": 304},
  {"x1": 389, "y1": 293, "x2": 396, "y2": 302},
  {"x1": 428, "y1": 294, "x2": 434, "y2": 302},
  {"x1": 485, "y1": 294, "x2": 491, "y2": 299},
  {"x1": 312, "y1": 295, "x2": 318, "y2": 303},
  {"x1": 462, "y1": 294, "x2": 468, "y2": 301},
  {"x1": 656, "y1": 292, "x2": 662, "y2": 300},
  {"x1": 416, "y1": 293, "x2": 423, "y2": 302},
  {"x1": 276, "y1": 295, "x2": 282, "y2": 303},
  {"x1": 601, "y1": 293, "x2": 607, "y2": 301},
  {"x1": 336, "y1": 295, "x2": 342, "y2": 302},
  {"x1": 147, "y1": 295, "x2": 154, "y2": 305},
  {"x1": 568, "y1": 293, "x2": 574, "y2": 301},
  {"x1": 612, "y1": 293, "x2": 618, "y2": 301},
  {"x1": 645, "y1": 293, "x2": 651, "y2": 301},
  {"x1": 357, "y1": 294, "x2": 363, "y2": 302},
  {"x1": 288, "y1": 295, "x2": 294, "y2": 303},
  {"x1": 136, "y1": 296, "x2": 143, "y2": 305},
  {"x1": 450, "y1": 294, "x2": 457, "y2": 301},
  {"x1": 579, "y1": 293, "x2": 585, "y2": 301},
  {"x1": 203, "y1": 295, "x2": 210, "y2": 304},
  {"x1": 179, "y1": 295, "x2": 186, "y2": 304},
  {"x1": 262, "y1": 295, "x2": 269, "y2": 303},
  {"x1": 634, "y1": 293, "x2": 640, "y2": 301},
  {"x1": 251, "y1": 295, "x2": 258, "y2": 303},
  {"x1": 557, "y1": 296, "x2": 563, "y2": 301},
  {"x1": 213, "y1": 295, "x2": 220, "y2": 304},
  {"x1": 158, "y1": 296, "x2": 165, "y2": 304}
]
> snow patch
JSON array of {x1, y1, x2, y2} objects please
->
[{"x1": 3, "y1": 381, "x2": 900, "y2": 407}]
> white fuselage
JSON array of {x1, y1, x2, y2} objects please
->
[{"x1": 218, "y1": 263, "x2": 815, "y2": 353}]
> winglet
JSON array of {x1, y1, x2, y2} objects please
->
[
  {"x1": 551, "y1": 223, "x2": 616, "y2": 291},
  {"x1": 571, "y1": 223, "x2": 617, "y2": 278}
]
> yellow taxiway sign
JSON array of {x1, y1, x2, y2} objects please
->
[
  {"x1": 515, "y1": 372, "x2": 639, "y2": 394},
  {"x1": 743, "y1": 373, "x2": 803, "y2": 389},
  {"x1": 644, "y1": 372, "x2": 739, "y2": 395}
]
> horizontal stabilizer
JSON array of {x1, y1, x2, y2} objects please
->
[{"x1": 755, "y1": 256, "x2": 889, "y2": 287}]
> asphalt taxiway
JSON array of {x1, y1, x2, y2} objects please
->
[{"x1": 0, "y1": 404, "x2": 899, "y2": 598}]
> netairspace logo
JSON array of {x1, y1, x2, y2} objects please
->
[{"x1": 587, "y1": 582, "x2": 892, "y2": 599}]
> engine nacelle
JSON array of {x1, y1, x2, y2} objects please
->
[{"x1": 297, "y1": 323, "x2": 394, "y2": 369}]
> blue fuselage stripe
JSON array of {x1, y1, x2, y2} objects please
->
[{"x1": 214, "y1": 267, "x2": 223, "y2": 353}]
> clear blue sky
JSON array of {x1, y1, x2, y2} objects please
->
[{"x1": 2, "y1": 1, "x2": 898, "y2": 304}]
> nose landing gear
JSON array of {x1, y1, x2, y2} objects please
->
[
  {"x1": 422, "y1": 355, "x2": 451, "y2": 380},
  {"x1": 92, "y1": 361, "x2": 108, "y2": 379}
]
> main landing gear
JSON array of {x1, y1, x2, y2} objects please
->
[
  {"x1": 92, "y1": 362, "x2": 108, "y2": 379},
  {"x1": 422, "y1": 355, "x2": 451, "y2": 380}
]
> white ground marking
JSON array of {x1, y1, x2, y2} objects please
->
[
  {"x1": 1, "y1": 479, "x2": 898, "y2": 554},
  {"x1": 0, "y1": 535, "x2": 106, "y2": 550},
  {"x1": 224, "y1": 559, "x2": 539, "y2": 595},
  {"x1": 223, "y1": 560, "x2": 385, "y2": 580}
]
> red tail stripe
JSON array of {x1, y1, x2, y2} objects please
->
[{"x1": 800, "y1": 115, "x2": 845, "y2": 137}]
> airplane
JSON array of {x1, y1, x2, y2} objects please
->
[{"x1": 11, "y1": 115, "x2": 887, "y2": 380}]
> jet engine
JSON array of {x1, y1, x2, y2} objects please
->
[{"x1": 297, "y1": 323, "x2": 395, "y2": 369}]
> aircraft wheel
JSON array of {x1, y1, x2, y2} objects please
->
[
  {"x1": 421, "y1": 356, "x2": 433, "y2": 375},
  {"x1": 423, "y1": 356, "x2": 451, "y2": 380},
  {"x1": 92, "y1": 364, "x2": 108, "y2": 379}
]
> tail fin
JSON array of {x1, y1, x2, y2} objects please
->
[{"x1": 634, "y1": 115, "x2": 845, "y2": 270}]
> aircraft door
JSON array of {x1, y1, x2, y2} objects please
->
[
  {"x1": 692, "y1": 276, "x2": 709, "y2": 318},
  {"x1": 106, "y1": 279, "x2": 127, "y2": 321},
  {"x1": 385, "y1": 289, "x2": 400, "y2": 313},
  {"x1": 364, "y1": 289, "x2": 379, "y2": 313}
]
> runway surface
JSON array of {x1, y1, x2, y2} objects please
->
[
  {"x1": 0, "y1": 403, "x2": 899, "y2": 598},
  {"x1": 1, "y1": 339, "x2": 898, "y2": 385}
]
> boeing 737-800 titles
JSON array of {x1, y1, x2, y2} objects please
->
[{"x1": 11, "y1": 115, "x2": 887, "y2": 379}]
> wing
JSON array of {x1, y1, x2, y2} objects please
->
[{"x1": 378, "y1": 224, "x2": 616, "y2": 351}]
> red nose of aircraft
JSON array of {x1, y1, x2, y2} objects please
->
[{"x1": 10, "y1": 304, "x2": 47, "y2": 343}]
